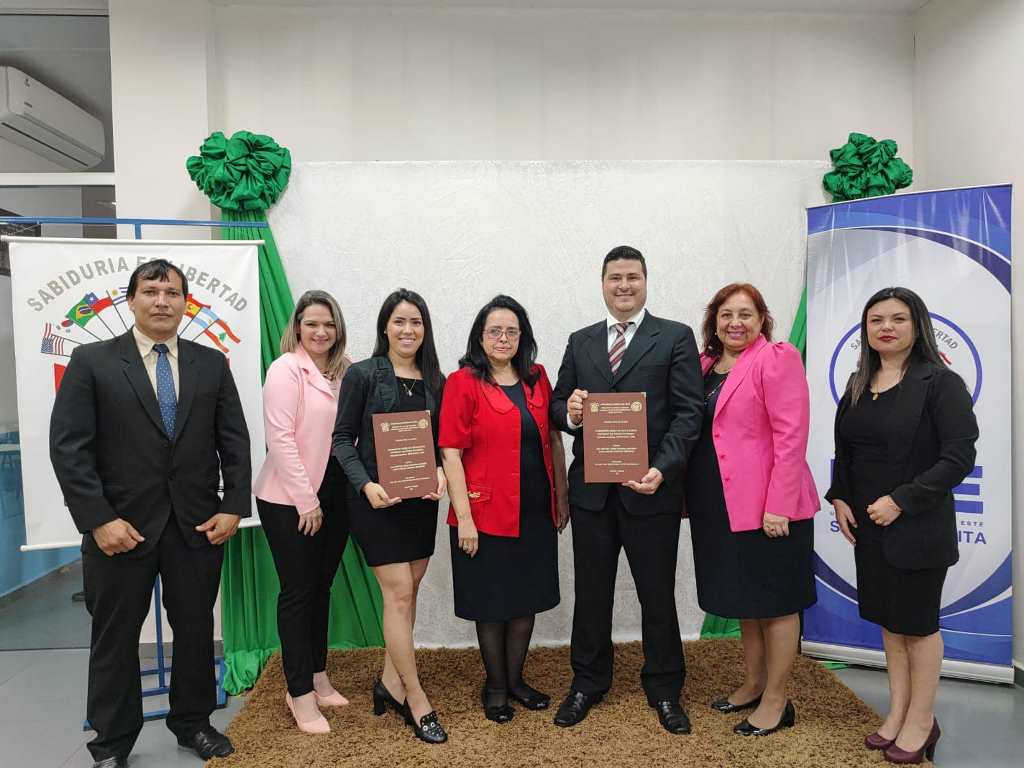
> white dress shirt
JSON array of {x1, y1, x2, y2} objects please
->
[
  {"x1": 604, "y1": 307, "x2": 647, "y2": 352},
  {"x1": 133, "y1": 326, "x2": 180, "y2": 399},
  {"x1": 568, "y1": 307, "x2": 648, "y2": 428}
]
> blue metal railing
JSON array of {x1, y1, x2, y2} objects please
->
[{"x1": 0, "y1": 214, "x2": 268, "y2": 239}]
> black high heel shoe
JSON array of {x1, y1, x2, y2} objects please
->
[
  {"x1": 372, "y1": 678, "x2": 412, "y2": 725},
  {"x1": 481, "y1": 685, "x2": 515, "y2": 723},
  {"x1": 404, "y1": 703, "x2": 448, "y2": 744},
  {"x1": 734, "y1": 700, "x2": 796, "y2": 736}
]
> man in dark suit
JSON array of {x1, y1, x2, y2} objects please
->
[
  {"x1": 50, "y1": 259, "x2": 251, "y2": 768},
  {"x1": 550, "y1": 245, "x2": 703, "y2": 734}
]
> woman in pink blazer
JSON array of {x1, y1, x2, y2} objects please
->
[
  {"x1": 685, "y1": 282, "x2": 818, "y2": 737},
  {"x1": 253, "y1": 290, "x2": 351, "y2": 735}
]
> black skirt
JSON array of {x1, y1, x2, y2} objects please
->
[
  {"x1": 450, "y1": 383, "x2": 559, "y2": 622},
  {"x1": 348, "y1": 377, "x2": 439, "y2": 567},
  {"x1": 686, "y1": 370, "x2": 816, "y2": 619}
]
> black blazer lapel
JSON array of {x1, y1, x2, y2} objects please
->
[
  {"x1": 374, "y1": 357, "x2": 399, "y2": 412},
  {"x1": 584, "y1": 322, "x2": 614, "y2": 386},
  {"x1": 118, "y1": 332, "x2": 167, "y2": 436},
  {"x1": 887, "y1": 361, "x2": 933, "y2": 477},
  {"x1": 612, "y1": 313, "x2": 659, "y2": 385},
  {"x1": 173, "y1": 340, "x2": 198, "y2": 442}
]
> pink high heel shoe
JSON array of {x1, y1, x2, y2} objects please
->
[
  {"x1": 285, "y1": 693, "x2": 331, "y2": 734},
  {"x1": 315, "y1": 689, "x2": 351, "y2": 707}
]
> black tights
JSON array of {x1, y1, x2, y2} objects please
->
[{"x1": 475, "y1": 615, "x2": 540, "y2": 707}]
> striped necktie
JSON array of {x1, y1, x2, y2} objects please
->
[{"x1": 609, "y1": 322, "x2": 632, "y2": 374}]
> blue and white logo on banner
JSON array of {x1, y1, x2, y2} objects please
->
[{"x1": 804, "y1": 185, "x2": 1012, "y2": 670}]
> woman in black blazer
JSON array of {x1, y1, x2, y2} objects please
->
[
  {"x1": 826, "y1": 287, "x2": 978, "y2": 765},
  {"x1": 332, "y1": 288, "x2": 448, "y2": 744}
]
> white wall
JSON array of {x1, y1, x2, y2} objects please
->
[
  {"x1": 913, "y1": 0, "x2": 1024, "y2": 673},
  {"x1": 108, "y1": 0, "x2": 213, "y2": 237},
  {"x1": 209, "y1": 6, "x2": 914, "y2": 164},
  {"x1": 106, "y1": 3, "x2": 917, "y2": 234}
]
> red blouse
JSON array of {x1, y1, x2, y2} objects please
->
[{"x1": 438, "y1": 364, "x2": 557, "y2": 537}]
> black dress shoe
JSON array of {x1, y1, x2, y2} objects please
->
[
  {"x1": 177, "y1": 725, "x2": 235, "y2": 759},
  {"x1": 404, "y1": 706, "x2": 448, "y2": 744},
  {"x1": 651, "y1": 700, "x2": 692, "y2": 734},
  {"x1": 734, "y1": 700, "x2": 796, "y2": 736},
  {"x1": 92, "y1": 758, "x2": 127, "y2": 768},
  {"x1": 481, "y1": 684, "x2": 515, "y2": 724},
  {"x1": 509, "y1": 683, "x2": 551, "y2": 711},
  {"x1": 710, "y1": 694, "x2": 762, "y2": 713},
  {"x1": 553, "y1": 690, "x2": 603, "y2": 727}
]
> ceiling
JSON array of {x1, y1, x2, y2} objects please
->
[{"x1": 210, "y1": 0, "x2": 930, "y2": 13}]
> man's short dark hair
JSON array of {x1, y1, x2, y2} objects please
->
[
  {"x1": 127, "y1": 259, "x2": 188, "y2": 298},
  {"x1": 601, "y1": 245, "x2": 647, "y2": 279}
]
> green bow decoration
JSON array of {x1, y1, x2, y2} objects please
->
[
  {"x1": 822, "y1": 132, "x2": 913, "y2": 201},
  {"x1": 186, "y1": 130, "x2": 291, "y2": 212}
]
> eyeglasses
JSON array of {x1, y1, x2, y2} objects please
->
[{"x1": 484, "y1": 327, "x2": 521, "y2": 340}]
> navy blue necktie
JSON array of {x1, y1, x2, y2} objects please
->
[{"x1": 153, "y1": 343, "x2": 177, "y2": 436}]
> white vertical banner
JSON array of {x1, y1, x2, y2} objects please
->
[
  {"x1": 7, "y1": 238, "x2": 265, "y2": 551},
  {"x1": 803, "y1": 185, "x2": 1013, "y2": 682}
]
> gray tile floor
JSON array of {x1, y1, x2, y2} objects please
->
[
  {"x1": 0, "y1": 648, "x2": 243, "y2": 767},
  {"x1": 0, "y1": 559, "x2": 90, "y2": 650},
  {"x1": 834, "y1": 666, "x2": 1024, "y2": 768}
]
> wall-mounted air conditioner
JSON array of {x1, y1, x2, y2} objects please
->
[{"x1": 0, "y1": 65, "x2": 105, "y2": 170}]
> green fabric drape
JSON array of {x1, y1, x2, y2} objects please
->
[
  {"x1": 822, "y1": 132, "x2": 913, "y2": 202},
  {"x1": 699, "y1": 290, "x2": 808, "y2": 640},
  {"x1": 187, "y1": 133, "x2": 384, "y2": 694}
]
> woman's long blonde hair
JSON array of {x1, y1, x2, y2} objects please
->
[{"x1": 280, "y1": 290, "x2": 349, "y2": 380}]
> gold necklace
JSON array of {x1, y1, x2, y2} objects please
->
[{"x1": 870, "y1": 368, "x2": 906, "y2": 400}]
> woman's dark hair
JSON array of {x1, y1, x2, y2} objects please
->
[
  {"x1": 700, "y1": 282, "x2": 774, "y2": 357},
  {"x1": 848, "y1": 286, "x2": 945, "y2": 405},
  {"x1": 372, "y1": 288, "x2": 443, "y2": 394},
  {"x1": 459, "y1": 295, "x2": 539, "y2": 386}
]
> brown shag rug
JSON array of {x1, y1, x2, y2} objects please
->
[{"x1": 212, "y1": 640, "x2": 895, "y2": 768}]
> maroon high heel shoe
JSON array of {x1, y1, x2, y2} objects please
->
[
  {"x1": 884, "y1": 720, "x2": 940, "y2": 764},
  {"x1": 865, "y1": 731, "x2": 896, "y2": 750}
]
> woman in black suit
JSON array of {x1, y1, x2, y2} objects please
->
[
  {"x1": 827, "y1": 287, "x2": 978, "y2": 765},
  {"x1": 332, "y1": 288, "x2": 448, "y2": 744}
]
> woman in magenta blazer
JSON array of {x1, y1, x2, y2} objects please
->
[
  {"x1": 685, "y1": 282, "x2": 818, "y2": 737},
  {"x1": 439, "y1": 295, "x2": 569, "y2": 724},
  {"x1": 253, "y1": 290, "x2": 351, "y2": 735}
]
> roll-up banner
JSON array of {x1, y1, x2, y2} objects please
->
[
  {"x1": 803, "y1": 185, "x2": 1013, "y2": 682},
  {"x1": 7, "y1": 238, "x2": 265, "y2": 551}
]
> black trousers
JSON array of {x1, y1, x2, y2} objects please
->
[
  {"x1": 82, "y1": 516, "x2": 223, "y2": 762},
  {"x1": 569, "y1": 489, "x2": 685, "y2": 703},
  {"x1": 258, "y1": 464, "x2": 350, "y2": 697}
]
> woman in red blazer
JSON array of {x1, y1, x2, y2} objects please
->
[
  {"x1": 686, "y1": 283, "x2": 818, "y2": 737},
  {"x1": 439, "y1": 295, "x2": 569, "y2": 724}
]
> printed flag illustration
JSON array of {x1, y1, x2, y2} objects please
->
[{"x1": 184, "y1": 294, "x2": 241, "y2": 353}]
